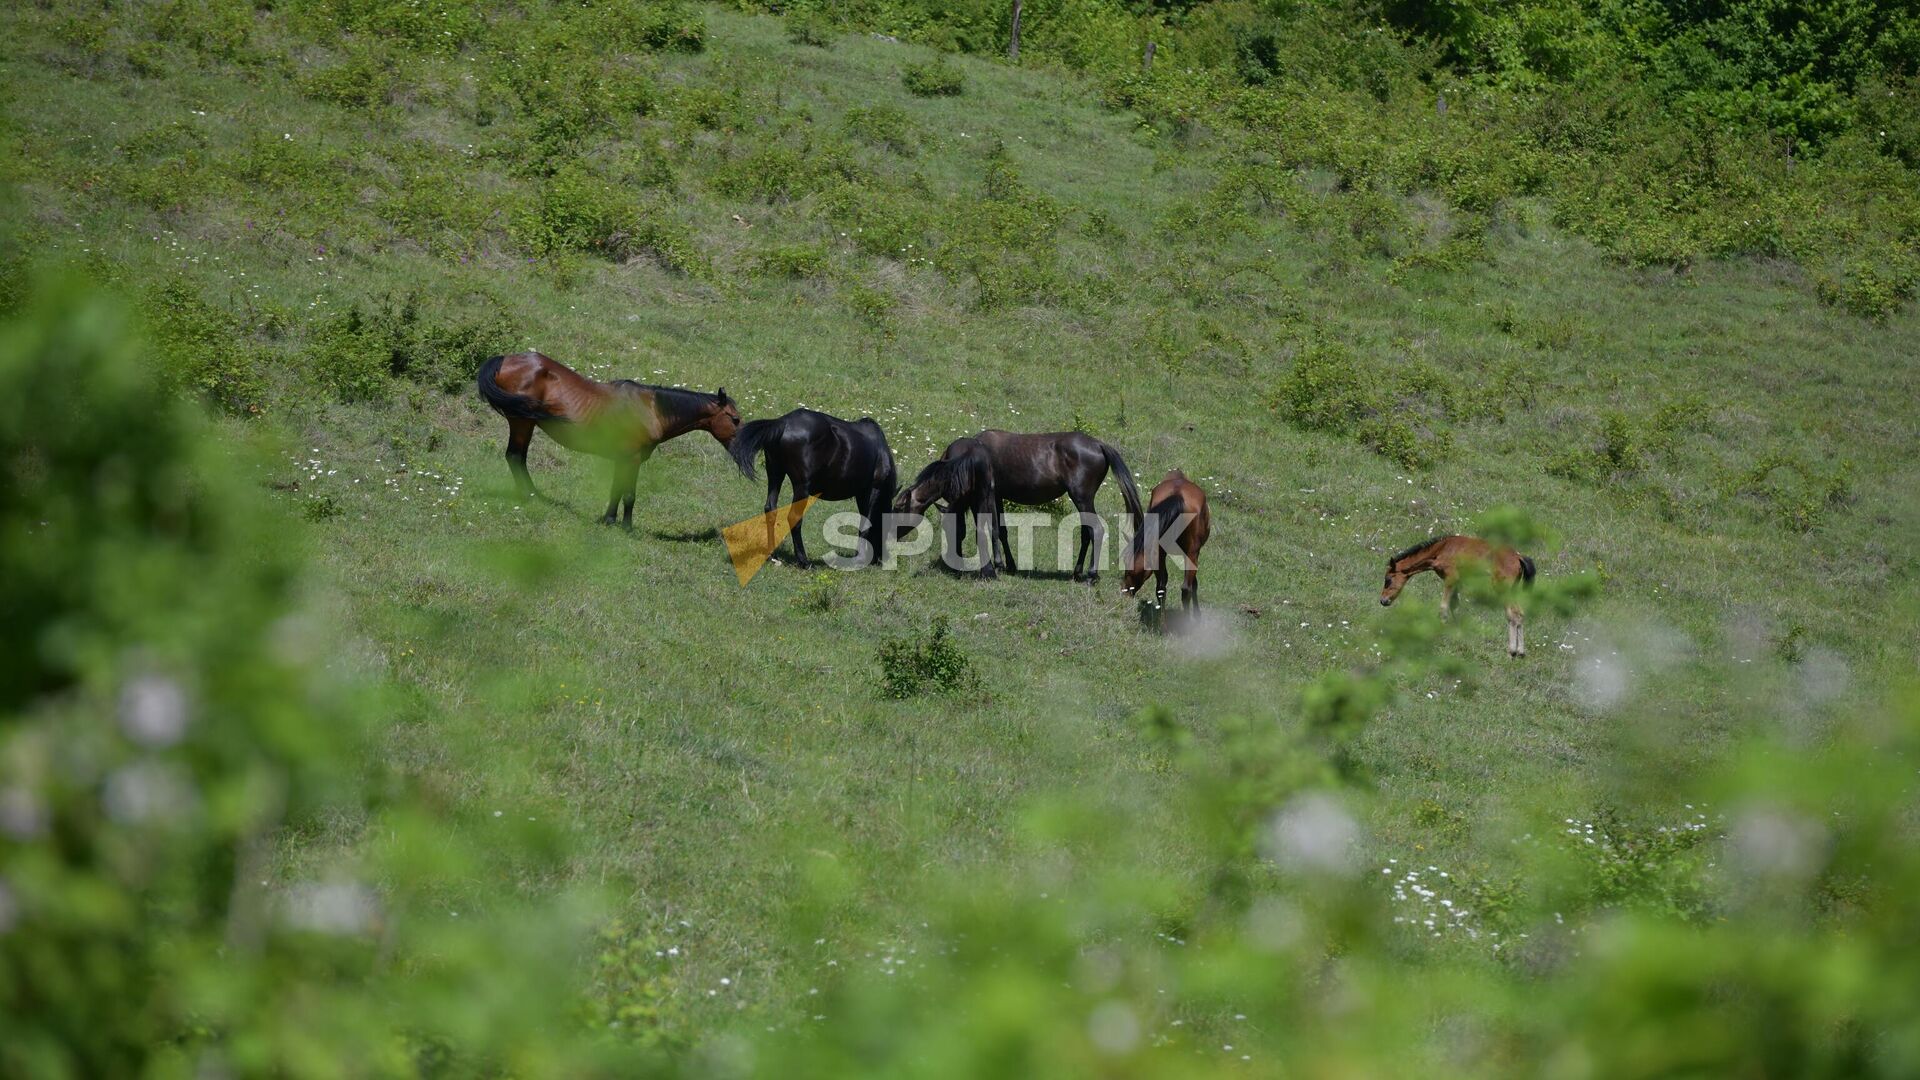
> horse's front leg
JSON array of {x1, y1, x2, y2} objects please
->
[
  {"x1": 1154, "y1": 552, "x2": 1169, "y2": 609},
  {"x1": 617, "y1": 455, "x2": 643, "y2": 529},
  {"x1": 1439, "y1": 577, "x2": 1456, "y2": 621},
  {"x1": 602, "y1": 457, "x2": 638, "y2": 526},
  {"x1": 974, "y1": 500, "x2": 997, "y2": 579},
  {"x1": 505, "y1": 418, "x2": 537, "y2": 498}
]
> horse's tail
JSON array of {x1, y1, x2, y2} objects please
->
[
  {"x1": 1519, "y1": 554, "x2": 1537, "y2": 588},
  {"x1": 1101, "y1": 442, "x2": 1144, "y2": 533},
  {"x1": 729, "y1": 417, "x2": 781, "y2": 480},
  {"x1": 475, "y1": 354, "x2": 550, "y2": 420}
]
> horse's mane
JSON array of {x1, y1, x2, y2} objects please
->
[
  {"x1": 911, "y1": 452, "x2": 982, "y2": 501},
  {"x1": 1388, "y1": 535, "x2": 1448, "y2": 565},
  {"x1": 614, "y1": 381, "x2": 721, "y2": 424},
  {"x1": 1133, "y1": 492, "x2": 1188, "y2": 556}
]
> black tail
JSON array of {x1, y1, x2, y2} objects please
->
[
  {"x1": 475, "y1": 355, "x2": 551, "y2": 420},
  {"x1": 1519, "y1": 555, "x2": 1537, "y2": 587},
  {"x1": 730, "y1": 417, "x2": 781, "y2": 480},
  {"x1": 1101, "y1": 442, "x2": 1144, "y2": 533}
]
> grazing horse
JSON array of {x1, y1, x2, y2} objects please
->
[
  {"x1": 1122, "y1": 470, "x2": 1211, "y2": 610},
  {"x1": 730, "y1": 409, "x2": 896, "y2": 569},
  {"x1": 1379, "y1": 534, "x2": 1537, "y2": 657},
  {"x1": 476, "y1": 352, "x2": 741, "y2": 528},
  {"x1": 966, "y1": 430, "x2": 1143, "y2": 584},
  {"x1": 891, "y1": 437, "x2": 1005, "y2": 578}
]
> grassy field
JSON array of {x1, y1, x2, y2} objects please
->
[{"x1": 5, "y1": 0, "x2": 1920, "y2": 1061}]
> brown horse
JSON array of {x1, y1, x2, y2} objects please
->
[
  {"x1": 1379, "y1": 534, "x2": 1537, "y2": 657},
  {"x1": 1122, "y1": 470, "x2": 1210, "y2": 610},
  {"x1": 476, "y1": 352, "x2": 741, "y2": 528}
]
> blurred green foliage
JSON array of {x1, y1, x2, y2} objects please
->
[{"x1": 0, "y1": 275, "x2": 657, "y2": 1076}]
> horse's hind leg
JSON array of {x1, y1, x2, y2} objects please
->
[
  {"x1": 786, "y1": 479, "x2": 813, "y2": 568},
  {"x1": 505, "y1": 418, "x2": 537, "y2": 498},
  {"x1": 1070, "y1": 492, "x2": 1102, "y2": 584},
  {"x1": 619, "y1": 455, "x2": 643, "y2": 528},
  {"x1": 1507, "y1": 605, "x2": 1525, "y2": 658},
  {"x1": 1183, "y1": 564, "x2": 1199, "y2": 611}
]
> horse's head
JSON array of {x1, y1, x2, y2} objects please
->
[
  {"x1": 1380, "y1": 562, "x2": 1411, "y2": 606},
  {"x1": 705, "y1": 388, "x2": 743, "y2": 446},
  {"x1": 890, "y1": 465, "x2": 944, "y2": 538}
]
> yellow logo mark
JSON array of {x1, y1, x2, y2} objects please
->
[{"x1": 721, "y1": 496, "x2": 817, "y2": 586}]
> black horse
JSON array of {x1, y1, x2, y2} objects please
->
[
  {"x1": 730, "y1": 409, "x2": 897, "y2": 568},
  {"x1": 892, "y1": 437, "x2": 1005, "y2": 578},
  {"x1": 964, "y1": 430, "x2": 1143, "y2": 584}
]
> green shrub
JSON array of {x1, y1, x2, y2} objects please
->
[
  {"x1": 1728, "y1": 451, "x2": 1854, "y2": 532},
  {"x1": 300, "y1": 42, "x2": 403, "y2": 110},
  {"x1": 710, "y1": 138, "x2": 863, "y2": 203},
  {"x1": 139, "y1": 278, "x2": 264, "y2": 414},
  {"x1": 790, "y1": 570, "x2": 842, "y2": 613},
  {"x1": 1816, "y1": 246, "x2": 1919, "y2": 322},
  {"x1": 1271, "y1": 341, "x2": 1454, "y2": 470},
  {"x1": 757, "y1": 243, "x2": 830, "y2": 278},
  {"x1": 287, "y1": 0, "x2": 485, "y2": 54},
  {"x1": 513, "y1": 165, "x2": 708, "y2": 276},
  {"x1": 148, "y1": 0, "x2": 254, "y2": 62},
  {"x1": 844, "y1": 104, "x2": 918, "y2": 154},
  {"x1": 787, "y1": 10, "x2": 835, "y2": 48},
  {"x1": 877, "y1": 617, "x2": 976, "y2": 699},
  {"x1": 901, "y1": 56, "x2": 964, "y2": 97},
  {"x1": 579, "y1": 922, "x2": 687, "y2": 1050},
  {"x1": 304, "y1": 308, "x2": 395, "y2": 403}
]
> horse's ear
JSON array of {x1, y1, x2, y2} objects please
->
[{"x1": 716, "y1": 387, "x2": 730, "y2": 403}]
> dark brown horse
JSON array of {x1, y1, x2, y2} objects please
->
[
  {"x1": 1379, "y1": 534, "x2": 1537, "y2": 657},
  {"x1": 476, "y1": 352, "x2": 741, "y2": 528},
  {"x1": 891, "y1": 437, "x2": 1005, "y2": 578},
  {"x1": 1122, "y1": 470, "x2": 1210, "y2": 610},
  {"x1": 730, "y1": 409, "x2": 896, "y2": 569},
  {"x1": 966, "y1": 430, "x2": 1143, "y2": 584}
]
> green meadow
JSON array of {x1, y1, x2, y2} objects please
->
[{"x1": 4, "y1": 0, "x2": 1920, "y2": 1074}]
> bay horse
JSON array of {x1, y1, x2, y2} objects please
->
[
  {"x1": 1379, "y1": 534, "x2": 1537, "y2": 657},
  {"x1": 476, "y1": 352, "x2": 741, "y2": 528},
  {"x1": 966, "y1": 430, "x2": 1143, "y2": 584},
  {"x1": 730, "y1": 409, "x2": 896, "y2": 569},
  {"x1": 1122, "y1": 470, "x2": 1210, "y2": 610},
  {"x1": 891, "y1": 437, "x2": 1005, "y2": 578}
]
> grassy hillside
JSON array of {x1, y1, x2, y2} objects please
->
[{"x1": 5, "y1": 0, "x2": 1920, "y2": 1072}]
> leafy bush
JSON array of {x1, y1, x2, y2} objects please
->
[
  {"x1": 139, "y1": 278, "x2": 265, "y2": 414},
  {"x1": 901, "y1": 56, "x2": 964, "y2": 97},
  {"x1": 877, "y1": 617, "x2": 976, "y2": 699},
  {"x1": 791, "y1": 570, "x2": 842, "y2": 613},
  {"x1": 1816, "y1": 245, "x2": 1920, "y2": 322},
  {"x1": 148, "y1": 0, "x2": 254, "y2": 62},
  {"x1": 1727, "y1": 451, "x2": 1854, "y2": 532},
  {"x1": 1270, "y1": 341, "x2": 1451, "y2": 470},
  {"x1": 1, "y1": 274, "x2": 666, "y2": 1075},
  {"x1": 757, "y1": 243, "x2": 830, "y2": 278},
  {"x1": 787, "y1": 9, "x2": 835, "y2": 48},
  {"x1": 300, "y1": 42, "x2": 404, "y2": 110},
  {"x1": 844, "y1": 104, "x2": 918, "y2": 154},
  {"x1": 512, "y1": 165, "x2": 710, "y2": 276}
]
